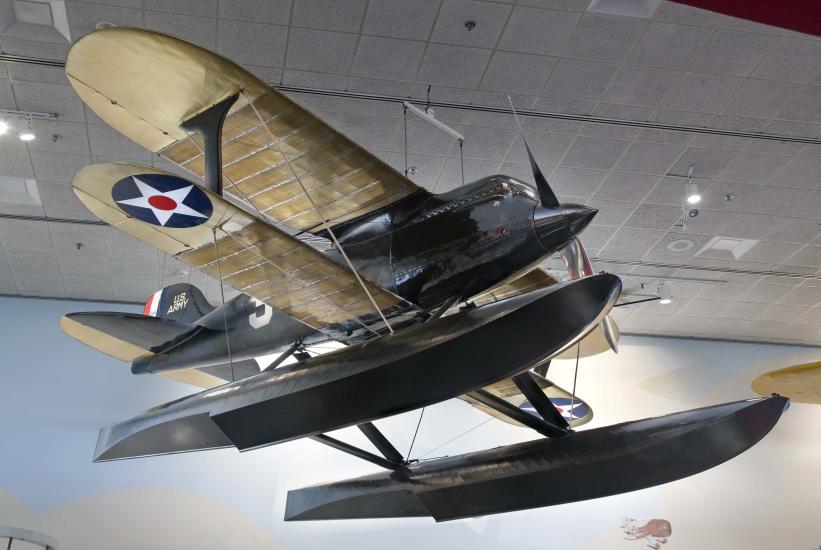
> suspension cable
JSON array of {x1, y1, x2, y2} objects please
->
[
  {"x1": 212, "y1": 227, "x2": 235, "y2": 382},
  {"x1": 569, "y1": 342, "x2": 580, "y2": 426},
  {"x1": 243, "y1": 90, "x2": 395, "y2": 334},
  {"x1": 459, "y1": 139, "x2": 465, "y2": 187},
  {"x1": 406, "y1": 407, "x2": 426, "y2": 459}
]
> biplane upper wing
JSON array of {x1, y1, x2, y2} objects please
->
[
  {"x1": 66, "y1": 27, "x2": 427, "y2": 233},
  {"x1": 73, "y1": 163, "x2": 417, "y2": 341}
]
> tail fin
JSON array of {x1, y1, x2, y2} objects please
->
[{"x1": 143, "y1": 283, "x2": 214, "y2": 324}]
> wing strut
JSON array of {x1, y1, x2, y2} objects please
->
[
  {"x1": 357, "y1": 422, "x2": 405, "y2": 464},
  {"x1": 180, "y1": 93, "x2": 238, "y2": 195},
  {"x1": 310, "y1": 434, "x2": 406, "y2": 471},
  {"x1": 512, "y1": 371, "x2": 570, "y2": 430},
  {"x1": 467, "y1": 389, "x2": 568, "y2": 438}
]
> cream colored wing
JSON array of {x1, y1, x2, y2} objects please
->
[
  {"x1": 752, "y1": 361, "x2": 821, "y2": 404},
  {"x1": 65, "y1": 27, "x2": 425, "y2": 233}
]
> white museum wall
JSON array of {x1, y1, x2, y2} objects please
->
[{"x1": 1, "y1": 294, "x2": 820, "y2": 550}]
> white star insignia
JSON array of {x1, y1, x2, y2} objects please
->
[{"x1": 116, "y1": 176, "x2": 208, "y2": 226}]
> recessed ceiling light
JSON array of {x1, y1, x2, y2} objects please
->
[
  {"x1": 666, "y1": 239, "x2": 694, "y2": 252},
  {"x1": 658, "y1": 282, "x2": 672, "y2": 304},
  {"x1": 13, "y1": 0, "x2": 52, "y2": 25},
  {"x1": 19, "y1": 131, "x2": 35, "y2": 141},
  {"x1": 0, "y1": 0, "x2": 70, "y2": 42},
  {"x1": 588, "y1": 0, "x2": 662, "y2": 18}
]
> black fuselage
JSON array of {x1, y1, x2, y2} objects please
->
[{"x1": 134, "y1": 175, "x2": 596, "y2": 375}]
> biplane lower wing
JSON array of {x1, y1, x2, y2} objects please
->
[{"x1": 72, "y1": 163, "x2": 418, "y2": 341}]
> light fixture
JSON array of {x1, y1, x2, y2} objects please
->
[
  {"x1": 19, "y1": 116, "x2": 34, "y2": 141},
  {"x1": 658, "y1": 282, "x2": 672, "y2": 305},
  {"x1": 685, "y1": 165, "x2": 700, "y2": 204},
  {"x1": 0, "y1": 120, "x2": 8, "y2": 135}
]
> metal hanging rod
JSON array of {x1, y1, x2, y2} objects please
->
[
  {"x1": 274, "y1": 84, "x2": 821, "y2": 146},
  {"x1": 1, "y1": 52, "x2": 819, "y2": 145},
  {"x1": 0, "y1": 108, "x2": 58, "y2": 120}
]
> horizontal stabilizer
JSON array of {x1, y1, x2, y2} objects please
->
[
  {"x1": 60, "y1": 312, "x2": 201, "y2": 362},
  {"x1": 284, "y1": 396, "x2": 788, "y2": 521}
]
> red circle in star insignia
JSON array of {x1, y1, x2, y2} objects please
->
[{"x1": 148, "y1": 195, "x2": 177, "y2": 210}]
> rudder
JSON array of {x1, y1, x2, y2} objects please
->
[{"x1": 144, "y1": 283, "x2": 214, "y2": 324}]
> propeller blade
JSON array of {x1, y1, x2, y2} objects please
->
[
  {"x1": 523, "y1": 138, "x2": 560, "y2": 207},
  {"x1": 601, "y1": 315, "x2": 619, "y2": 354},
  {"x1": 560, "y1": 238, "x2": 594, "y2": 280},
  {"x1": 508, "y1": 96, "x2": 560, "y2": 208}
]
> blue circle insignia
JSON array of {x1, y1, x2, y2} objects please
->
[{"x1": 111, "y1": 173, "x2": 213, "y2": 228}]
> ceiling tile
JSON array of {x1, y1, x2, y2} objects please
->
[
  {"x1": 752, "y1": 37, "x2": 821, "y2": 84},
  {"x1": 430, "y1": 0, "x2": 511, "y2": 49},
  {"x1": 392, "y1": 119, "x2": 460, "y2": 156},
  {"x1": 435, "y1": 157, "x2": 499, "y2": 191},
  {"x1": 770, "y1": 156, "x2": 821, "y2": 190},
  {"x1": 721, "y1": 79, "x2": 800, "y2": 119},
  {"x1": 548, "y1": 167, "x2": 607, "y2": 198},
  {"x1": 66, "y1": 3, "x2": 143, "y2": 39},
  {"x1": 662, "y1": 72, "x2": 744, "y2": 114},
  {"x1": 670, "y1": 147, "x2": 740, "y2": 179},
  {"x1": 602, "y1": 227, "x2": 666, "y2": 254},
  {"x1": 218, "y1": 0, "x2": 290, "y2": 24},
  {"x1": 562, "y1": 14, "x2": 647, "y2": 63},
  {"x1": 416, "y1": 43, "x2": 491, "y2": 88},
  {"x1": 57, "y1": 253, "x2": 109, "y2": 277},
  {"x1": 12, "y1": 81, "x2": 85, "y2": 124},
  {"x1": 765, "y1": 218, "x2": 821, "y2": 244},
  {"x1": 351, "y1": 36, "x2": 426, "y2": 81},
  {"x1": 0, "y1": 268, "x2": 15, "y2": 294},
  {"x1": 540, "y1": 58, "x2": 618, "y2": 101},
  {"x1": 784, "y1": 245, "x2": 821, "y2": 269},
  {"x1": 741, "y1": 283, "x2": 793, "y2": 304},
  {"x1": 745, "y1": 185, "x2": 811, "y2": 217},
  {"x1": 362, "y1": 0, "x2": 440, "y2": 41},
  {"x1": 0, "y1": 148, "x2": 34, "y2": 178},
  {"x1": 4, "y1": 250, "x2": 58, "y2": 273},
  {"x1": 497, "y1": 6, "x2": 579, "y2": 56},
  {"x1": 479, "y1": 51, "x2": 556, "y2": 95},
  {"x1": 585, "y1": 198, "x2": 636, "y2": 227},
  {"x1": 505, "y1": 132, "x2": 574, "y2": 165},
  {"x1": 741, "y1": 240, "x2": 802, "y2": 264},
  {"x1": 776, "y1": 85, "x2": 821, "y2": 124},
  {"x1": 291, "y1": 0, "x2": 367, "y2": 33},
  {"x1": 614, "y1": 142, "x2": 685, "y2": 176},
  {"x1": 218, "y1": 20, "x2": 288, "y2": 67},
  {"x1": 87, "y1": 125, "x2": 151, "y2": 162},
  {"x1": 560, "y1": 136, "x2": 630, "y2": 170},
  {"x1": 678, "y1": 297, "x2": 728, "y2": 317},
  {"x1": 319, "y1": 112, "x2": 399, "y2": 149},
  {"x1": 594, "y1": 172, "x2": 659, "y2": 202},
  {"x1": 689, "y1": 30, "x2": 778, "y2": 77},
  {"x1": 456, "y1": 125, "x2": 516, "y2": 160},
  {"x1": 62, "y1": 274, "x2": 114, "y2": 301},
  {"x1": 777, "y1": 283, "x2": 821, "y2": 306},
  {"x1": 388, "y1": 152, "x2": 445, "y2": 189},
  {"x1": 146, "y1": 0, "x2": 217, "y2": 16},
  {"x1": 717, "y1": 152, "x2": 791, "y2": 185},
  {"x1": 28, "y1": 120, "x2": 90, "y2": 156},
  {"x1": 629, "y1": 21, "x2": 713, "y2": 69},
  {"x1": 719, "y1": 212, "x2": 780, "y2": 240},
  {"x1": 144, "y1": 11, "x2": 217, "y2": 49},
  {"x1": 282, "y1": 70, "x2": 350, "y2": 90},
  {"x1": 12, "y1": 271, "x2": 64, "y2": 297},
  {"x1": 624, "y1": 203, "x2": 681, "y2": 230},
  {"x1": 601, "y1": 65, "x2": 682, "y2": 108}
]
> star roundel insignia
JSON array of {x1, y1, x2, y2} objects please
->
[
  {"x1": 111, "y1": 174, "x2": 213, "y2": 228},
  {"x1": 520, "y1": 397, "x2": 590, "y2": 421}
]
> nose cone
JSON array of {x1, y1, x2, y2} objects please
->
[
  {"x1": 564, "y1": 204, "x2": 598, "y2": 235},
  {"x1": 532, "y1": 204, "x2": 598, "y2": 251}
]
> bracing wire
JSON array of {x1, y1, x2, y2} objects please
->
[
  {"x1": 406, "y1": 407, "x2": 426, "y2": 459},
  {"x1": 459, "y1": 139, "x2": 465, "y2": 187},
  {"x1": 569, "y1": 342, "x2": 580, "y2": 425},
  {"x1": 243, "y1": 90, "x2": 395, "y2": 335},
  {"x1": 213, "y1": 227, "x2": 236, "y2": 382},
  {"x1": 403, "y1": 104, "x2": 409, "y2": 177},
  {"x1": 418, "y1": 418, "x2": 492, "y2": 459}
]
